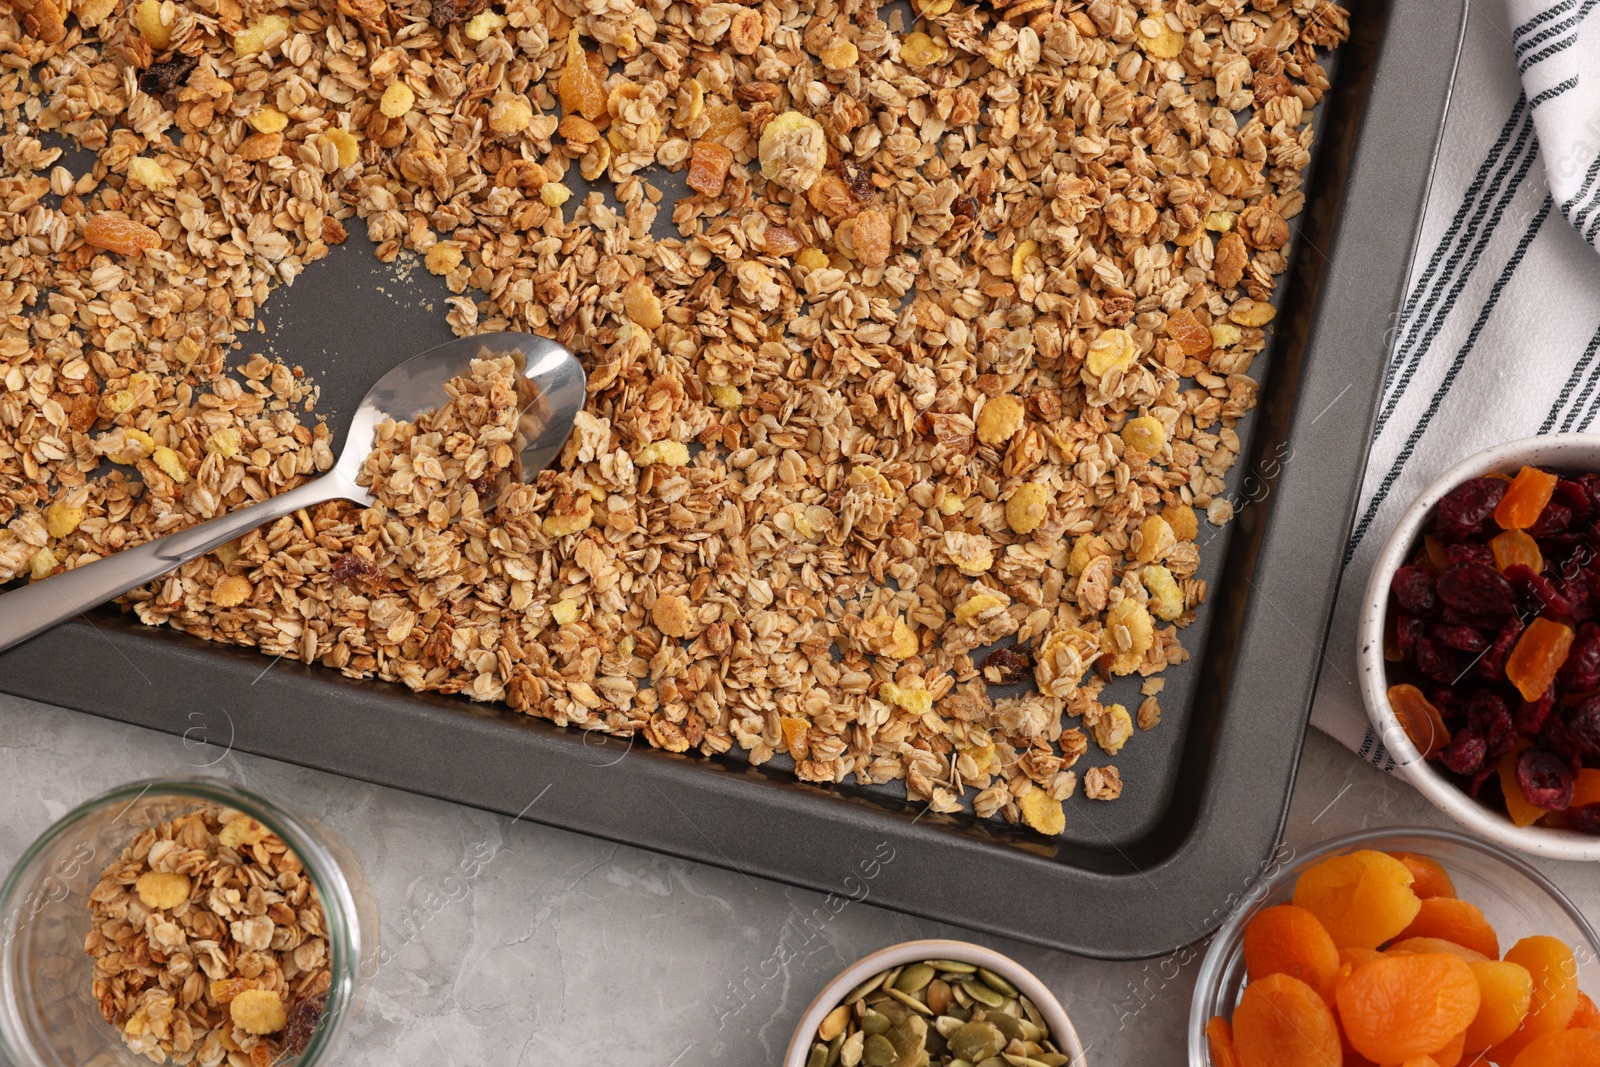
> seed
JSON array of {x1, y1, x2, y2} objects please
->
[
  {"x1": 861, "y1": 1009, "x2": 890, "y2": 1036},
  {"x1": 1001, "y1": 1056, "x2": 1054, "y2": 1067},
  {"x1": 927, "y1": 960, "x2": 978, "y2": 974},
  {"x1": 895, "y1": 963, "x2": 936, "y2": 993},
  {"x1": 839, "y1": 1031, "x2": 865, "y2": 1067},
  {"x1": 846, "y1": 970, "x2": 890, "y2": 1004},
  {"x1": 962, "y1": 979, "x2": 1006, "y2": 1009},
  {"x1": 862, "y1": 1034, "x2": 896, "y2": 1067},
  {"x1": 806, "y1": 1042, "x2": 829, "y2": 1067},
  {"x1": 818, "y1": 1004, "x2": 850, "y2": 1042},
  {"x1": 989, "y1": 1013, "x2": 1024, "y2": 1042},
  {"x1": 926, "y1": 978, "x2": 952, "y2": 1015},
  {"x1": 884, "y1": 987, "x2": 934, "y2": 1015},
  {"x1": 949, "y1": 1020, "x2": 1006, "y2": 1062},
  {"x1": 976, "y1": 969, "x2": 1019, "y2": 997}
]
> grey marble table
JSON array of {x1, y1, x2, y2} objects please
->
[{"x1": 4, "y1": 692, "x2": 1597, "y2": 1066}]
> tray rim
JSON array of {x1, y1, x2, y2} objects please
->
[{"x1": 0, "y1": 0, "x2": 1468, "y2": 960}]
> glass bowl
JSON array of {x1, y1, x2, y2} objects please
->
[
  {"x1": 0, "y1": 778, "x2": 380, "y2": 1067},
  {"x1": 1188, "y1": 826, "x2": 1600, "y2": 1066}
]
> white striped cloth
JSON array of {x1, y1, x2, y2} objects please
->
[{"x1": 1312, "y1": 0, "x2": 1600, "y2": 767}]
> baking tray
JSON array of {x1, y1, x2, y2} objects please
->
[{"x1": 0, "y1": 0, "x2": 1466, "y2": 958}]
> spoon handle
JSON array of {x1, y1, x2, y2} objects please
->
[{"x1": 0, "y1": 474, "x2": 353, "y2": 654}]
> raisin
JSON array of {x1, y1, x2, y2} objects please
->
[
  {"x1": 1568, "y1": 803, "x2": 1600, "y2": 833},
  {"x1": 981, "y1": 645, "x2": 1032, "y2": 685},
  {"x1": 1516, "y1": 747, "x2": 1574, "y2": 810},
  {"x1": 139, "y1": 52, "x2": 198, "y2": 97},
  {"x1": 1528, "y1": 502, "x2": 1573, "y2": 537},
  {"x1": 1391, "y1": 565, "x2": 1438, "y2": 615},
  {"x1": 1561, "y1": 622, "x2": 1600, "y2": 692},
  {"x1": 83, "y1": 213, "x2": 161, "y2": 256},
  {"x1": 1567, "y1": 696, "x2": 1600, "y2": 755},
  {"x1": 330, "y1": 555, "x2": 383, "y2": 589},
  {"x1": 429, "y1": 0, "x2": 486, "y2": 25},
  {"x1": 1413, "y1": 637, "x2": 1459, "y2": 684},
  {"x1": 283, "y1": 993, "x2": 326, "y2": 1055},
  {"x1": 1437, "y1": 562, "x2": 1515, "y2": 617},
  {"x1": 1433, "y1": 624, "x2": 1488, "y2": 653},
  {"x1": 1516, "y1": 690, "x2": 1556, "y2": 736},
  {"x1": 1444, "y1": 542, "x2": 1495, "y2": 568},
  {"x1": 1478, "y1": 614, "x2": 1525, "y2": 681},
  {"x1": 1439, "y1": 730, "x2": 1487, "y2": 776},
  {"x1": 836, "y1": 158, "x2": 874, "y2": 201},
  {"x1": 1434, "y1": 477, "x2": 1506, "y2": 541}
]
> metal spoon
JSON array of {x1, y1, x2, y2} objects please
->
[{"x1": 0, "y1": 331, "x2": 585, "y2": 653}]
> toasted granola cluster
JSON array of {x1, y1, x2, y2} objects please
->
[
  {"x1": 85, "y1": 808, "x2": 330, "y2": 1066},
  {"x1": 0, "y1": 0, "x2": 1348, "y2": 833}
]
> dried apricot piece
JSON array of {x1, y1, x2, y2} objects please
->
[
  {"x1": 1388, "y1": 852, "x2": 1457, "y2": 900},
  {"x1": 1464, "y1": 960, "x2": 1533, "y2": 1051},
  {"x1": 1506, "y1": 618, "x2": 1576, "y2": 702},
  {"x1": 1572, "y1": 992, "x2": 1600, "y2": 1030},
  {"x1": 686, "y1": 139, "x2": 734, "y2": 198},
  {"x1": 1232, "y1": 973, "x2": 1342, "y2": 1067},
  {"x1": 1428, "y1": 1030, "x2": 1466, "y2": 1067},
  {"x1": 1335, "y1": 953, "x2": 1480, "y2": 1062},
  {"x1": 1165, "y1": 306, "x2": 1212, "y2": 355},
  {"x1": 558, "y1": 30, "x2": 606, "y2": 120},
  {"x1": 1206, "y1": 1016, "x2": 1242, "y2": 1067},
  {"x1": 1491, "y1": 937, "x2": 1580, "y2": 1063},
  {"x1": 1390, "y1": 684, "x2": 1452, "y2": 758},
  {"x1": 1292, "y1": 850, "x2": 1422, "y2": 950},
  {"x1": 1388, "y1": 937, "x2": 1489, "y2": 963},
  {"x1": 1394, "y1": 897, "x2": 1500, "y2": 960},
  {"x1": 1495, "y1": 466, "x2": 1560, "y2": 530},
  {"x1": 1242, "y1": 904, "x2": 1341, "y2": 1001},
  {"x1": 1509, "y1": 1027, "x2": 1600, "y2": 1067},
  {"x1": 1572, "y1": 770, "x2": 1600, "y2": 810},
  {"x1": 84, "y1": 213, "x2": 160, "y2": 256},
  {"x1": 1491, "y1": 529, "x2": 1544, "y2": 575},
  {"x1": 1499, "y1": 740, "x2": 1546, "y2": 828}
]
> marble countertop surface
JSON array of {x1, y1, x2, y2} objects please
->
[{"x1": 5, "y1": 690, "x2": 1598, "y2": 1066}]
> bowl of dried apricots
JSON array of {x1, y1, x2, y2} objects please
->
[
  {"x1": 1359, "y1": 434, "x2": 1600, "y2": 859},
  {"x1": 1190, "y1": 827, "x2": 1600, "y2": 1067}
]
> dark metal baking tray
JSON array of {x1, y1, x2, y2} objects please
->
[{"x1": 0, "y1": 0, "x2": 1465, "y2": 958}]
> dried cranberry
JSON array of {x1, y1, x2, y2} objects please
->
[
  {"x1": 1567, "y1": 695, "x2": 1600, "y2": 755},
  {"x1": 1529, "y1": 502, "x2": 1574, "y2": 538},
  {"x1": 1580, "y1": 473, "x2": 1600, "y2": 512},
  {"x1": 1561, "y1": 570, "x2": 1594, "y2": 621},
  {"x1": 1432, "y1": 624, "x2": 1488, "y2": 653},
  {"x1": 1560, "y1": 622, "x2": 1600, "y2": 692},
  {"x1": 1396, "y1": 613, "x2": 1426, "y2": 660},
  {"x1": 1467, "y1": 691, "x2": 1517, "y2": 760},
  {"x1": 1443, "y1": 542, "x2": 1496, "y2": 568},
  {"x1": 1469, "y1": 763, "x2": 1498, "y2": 798},
  {"x1": 1434, "y1": 477, "x2": 1507, "y2": 541},
  {"x1": 1477, "y1": 615, "x2": 1525, "y2": 680},
  {"x1": 1391, "y1": 565, "x2": 1439, "y2": 616},
  {"x1": 1438, "y1": 730, "x2": 1488, "y2": 776},
  {"x1": 1556, "y1": 478, "x2": 1593, "y2": 520},
  {"x1": 1517, "y1": 689, "x2": 1556, "y2": 735},
  {"x1": 981, "y1": 646, "x2": 1031, "y2": 685},
  {"x1": 1413, "y1": 637, "x2": 1460, "y2": 684},
  {"x1": 1543, "y1": 715, "x2": 1586, "y2": 767},
  {"x1": 1507, "y1": 564, "x2": 1576, "y2": 617},
  {"x1": 1516, "y1": 747, "x2": 1574, "y2": 810},
  {"x1": 1437, "y1": 563, "x2": 1516, "y2": 617},
  {"x1": 1569, "y1": 803, "x2": 1600, "y2": 833}
]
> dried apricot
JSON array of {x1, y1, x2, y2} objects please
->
[
  {"x1": 1388, "y1": 937, "x2": 1489, "y2": 963},
  {"x1": 1506, "y1": 618, "x2": 1576, "y2": 703},
  {"x1": 1491, "y1": 529, "x2": 1544, "y2": 575},
  {"x1": 686, "y1": 139, "x2": 734, "y2": 198},
  {"x1": 84, "y1": 213, "x2": 160, "y2": 256},
  {"x1": 1491, "y1": 937, "x2": 1580, "y2": 1063},
  {"x1": 1388, "y1": 852, "x2": 1457, "y2": 900},
  {"x1": 1495, "y1": 466, "x2": 1559, "y2": 530},
  {"x1": 558, "y1": 30, "x2": 606, "y2": 120},
  {"x1": 1394, "y1": 897, "x2": 1500, "y2": 960},
  {"x1": 1464, "y1": 960, "x2": 1534, "y2": 1051},
  {"x1": 1509, "y1": 1027, "x2": 1600, "y2": 1067},
  {"x1": 1390, "y1": 684, "x2": 1452, "y2": 758},
  {"x1": 1429, "y1": 1030, "x2": 1467, "y2": 1067},
  {"x1": 1499, "y1": 740, "x2": 1547, "y2": 828},
  {"x1": 1572, "y1": 992, "x2": 1600, "y2": 1030},
  {"x1": 1165, "y1": 306, "x2": 1212, "y2": 355},
  {"x1": 1292, "y1": 850, "x2": 1422, "y2": 950},
  {"x1": 1242, "y1": 904, "x2": 1341, "y2": 1001},
  {"x1": 1335, "y1": 953, "x2": 1479, "y2": 1062},
  {"x1": 1206, "y1": 1016, "x2": 1242, "y2": 1067},
  {"x1": 1232, "y1": 973, "x2": 1342, "y2": 1067},
  {"x1": 1572, "y1": 770, "x2": 1600, "y2": 810}
]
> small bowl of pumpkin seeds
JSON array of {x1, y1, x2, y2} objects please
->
[{"x1": 783, "y1": 939, "x2": 1086, "y2": 1067}]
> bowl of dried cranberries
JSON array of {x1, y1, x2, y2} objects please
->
[{"x1": 1359, "y1": 433, "x2": 1600, "y2": 859}]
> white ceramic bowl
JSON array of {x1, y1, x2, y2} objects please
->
[
  {"x1": 1358, "y1": 432, "x2": 1600, "y2": 860},
  {"x1": 781, "y1": 938, "x2": 1087, "y2": 1067}
]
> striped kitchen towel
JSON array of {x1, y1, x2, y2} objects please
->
[{"x1": 1311, "y1": 0, "x2": 1600, "y2": 769}]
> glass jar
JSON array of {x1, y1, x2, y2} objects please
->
[
  {"x1": 0, "y1": 777, "x2": 379, "y2": 1066},
  {"x1": 1188, "y1": 825, "x2": 1600, "y2": 1065}
]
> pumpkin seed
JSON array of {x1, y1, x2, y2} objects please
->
[
  {"x1": 1001, "y1": 1056, "x2": 1053, "y2": 1067},
  {"x1": 885, "y1": 987, "x2": 935, "y2": 1015},
  {"x1": 1035, "y1": 1056, "x2": 1070, "y2": 1067},
  {"x1": 827, "y1": 1030, "x2": 847, "y2": 1067},
  {"x1": 976, "y1": 968, "x2": 1019, "y2": 998},
  {"x1": 847, "y1": 971, "x2": 891, "y2": 1004},
  {"x1": 839, "y1": 1031, "x2": 865, "y2": 1067},
  {"x1": 806, "y1": 1042, "x2": 829, "y2": 1067},
  {"x1": 989, "y1": 1013, "x2": 1023, "y2": 1042},
  {"x1": 977, "y1": 1058, "x2": 1008, "y2": 1067},
  {"x1": 863, "y1": 1033, "x2": 898, "y2": 1067},
  {"x1": 820, "y1": 1005, "x2": 852, "y2": 1042},
  {"x1": 895, "y1": 963, "x2": 937, "y2": 993},
  {"x1": 926, "y1": 960, "x2": 978, "y2": 974},
  {"x1": 948, "y1": 1021, "x2": 1006, "y2": 1062},
  {"x1": 862, "y1": 1008, "x2": 891, "y2": 1036},
  {"x1": 951, "y1": 982, "x2": 972, "y2": 1009},
  {"x1": 926, "y1": 978, "x2": 953, "y2": 1015},
  {"x1": 1017, "y1": 1019, "x2": 1042, "y2": 1043},
  {"x1": 1019, "y1": 997, "x2": 1044, "y2": 1029},
  {"x1": 962, "y1": 979, "x2": 1006, "y2": 1009}
]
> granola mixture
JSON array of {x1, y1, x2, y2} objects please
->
[
  {"x1": 0, "y1": 0, "x2": 1349, "y2": 834},
  {"x1": 85, "y1": 808, "x2": 330, "y2": 1066}
]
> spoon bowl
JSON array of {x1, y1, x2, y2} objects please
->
[{"x1": 0, "y1": 331, "x2": 585, "y2": 653}]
